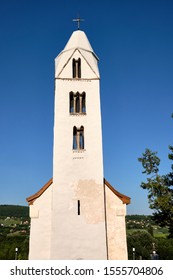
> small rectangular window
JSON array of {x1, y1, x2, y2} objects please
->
[{"x1": 77, "y1": 200, "x2": 80, "y2": 215}]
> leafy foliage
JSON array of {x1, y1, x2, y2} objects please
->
[
  {"x1": 156, "y1": 237, "x2": 173, "y2": 260},
  {"x1": 0, "y1": 235, "x2": 29, "y2": 260},
  {"x1": 127, "y1": 231, "x2": 155, "y2": 260},
  {"x1": 138, "y1": 146, "x2": 173, "y2": 237},
  {"x1": 127, "y1": 230, "x2": 173, "y2": 260},
  {"x1": 138, "y1": 148, "x2": 160, "y2": 175}
]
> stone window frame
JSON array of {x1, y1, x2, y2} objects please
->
[
  {"x1": 73, "y1": 126, "x2": 84, "y2": 150},
  {"x1": 70, "y1": 91, "x2": 86, "y2": 114},
  {"x1": 72, "y1": 58, "x2": 81, "y2": 78}
]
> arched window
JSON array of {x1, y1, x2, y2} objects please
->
[
  {"x1": 72, "y1": 59, "x2": 76, "y2": 78},
  {"x1": 69, "y1": 91, "x2": 86, "y2": 114},
  {"x1": 79, "y1": 126, "x2": 84, "y2": 149},
  {"x1": 78, "y1": 58, "x2": 81, "y2": 78},
  {"x1": 82, "y1": 92, "x2": 86, "y2": 113},
  {"x1": 73, "y1": 126, "x2": 84, "y2": 150},
  {"x1": 76, "y1": 93, "x2": 80, "y2": 113},
  {"x1": 72, "y1": 58, "x2": 81, "y2": 78},
  {"x1": 73, "y1": 126, "x2": 77, "y2": 149},
  {"x1": 69, "y1": 92, "x2": 74, "y2": 113}
]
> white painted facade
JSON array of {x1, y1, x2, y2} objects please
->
[{"x1": 27, "y1": 30, "x2": 130, "y2": 260}]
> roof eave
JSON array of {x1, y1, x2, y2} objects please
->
[
  {"x1": 26, "y1": 178, "x2": 53, "y2": 205},
  {"x1": 104, "y1": 178, "x2": 131, "y2": 205}
]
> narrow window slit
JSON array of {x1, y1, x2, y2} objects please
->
[{"x1": 77, "y1": 200, "x2": 80, "y2": 215}]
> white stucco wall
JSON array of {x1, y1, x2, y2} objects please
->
[
  {"x1": 105, "y1": 185, "x2": 128, "y2": 260},
  {"x1": 28, "y1": 185, "x2": 52, "y2": 259}
]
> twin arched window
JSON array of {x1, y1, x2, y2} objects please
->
[
  {"x1": 73, "y1": 126, "x2": 84, "y2": 150},
  {"x1": 72, "y1": 58, "x2": 81, "y2": 78},
  {"x1": 70, "y1": 92, "x2": 86, "y2": 114}
]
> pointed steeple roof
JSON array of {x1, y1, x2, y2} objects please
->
[
  {"x1": 63, "y1": 30, "x2": 94, "y2": 53},
  {"x1": 55, "y1": 30, "x2": 99, "y2": 78}
]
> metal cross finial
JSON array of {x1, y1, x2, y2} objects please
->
[{"x1": 73, "y1": 17, "x2": 84, "y2": 30}]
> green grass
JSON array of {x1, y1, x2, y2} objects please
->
[
  {"x1": 154, "y1": 233, "x2": 168, "y2": 238},
  {"x1": 153, "y1": 229, "x2": 168, "y2": 238},
  {"x1": 7, "y1": 231, "x2": 25, "y2": 237},
  {"x1": 127, "y1": 227, "x2": 169, "y2": 238},
  {"x1": 0, "y1": 218, "x2": 21, "y2": 226},
  {"x1": 127, "y1": 229, "x2": 147, "y2": 234},
  {"x1": 153, "y1": 226, "x2": 169, "y2": 238}
]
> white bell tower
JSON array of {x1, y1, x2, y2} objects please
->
[
  {"x1": 27, "y1": 27, "x2": 130, "y2": 260},
  {"x1": 51, "y1": 29, "x2": 107, "y2": 259}
]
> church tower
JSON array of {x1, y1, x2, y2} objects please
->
[
  {"x1": 51, "y1": 29, "x2": 107, "y2": 259},
  {"x1": 27, "y1": 27, "x2": 130, "y2": 260}
]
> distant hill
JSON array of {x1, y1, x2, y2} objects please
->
[
  {"x1": 0, "y1": 205, "x2": 29, "y2": 218},
  {"x1": 126, "y1": 215, "x2": 152, "y2": 221},
  {"x1": 0, "y1": 204, "x2": 152, "y2": 221}
]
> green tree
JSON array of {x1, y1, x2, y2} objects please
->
[
  {"x1": 138, "y1": 147, "x2": 173, "y2": 237},
  {"x1": 147, "y1": 224, "x2": 154, "y2": 237},
  {"x1": 127, "y1": 231, "x2": 155, "y2": 259},
  {"x1": 0, "y1": 235, "x2": 29, "y2": 260},
  {"x1": 157, "y1": 238, "x2": 173, "y2": 260}
]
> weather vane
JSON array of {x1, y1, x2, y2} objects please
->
[{"x1": 72, "y1": 17, "x2": 84, "y2": 30}]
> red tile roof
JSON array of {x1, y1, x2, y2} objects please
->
[
  {"x1": 26, "y1": 178, "x2": 130, "y2": 205},
  {"x1": 104, "y1": 178, "x2": 130, "y2": 205},
  {"x1": 26, "y1": 178, "x2": 53, "y2": 205}
]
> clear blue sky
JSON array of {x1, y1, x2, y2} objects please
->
[{"x1": 0, "y1": 0, "x2": 173, "y2": 215}]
